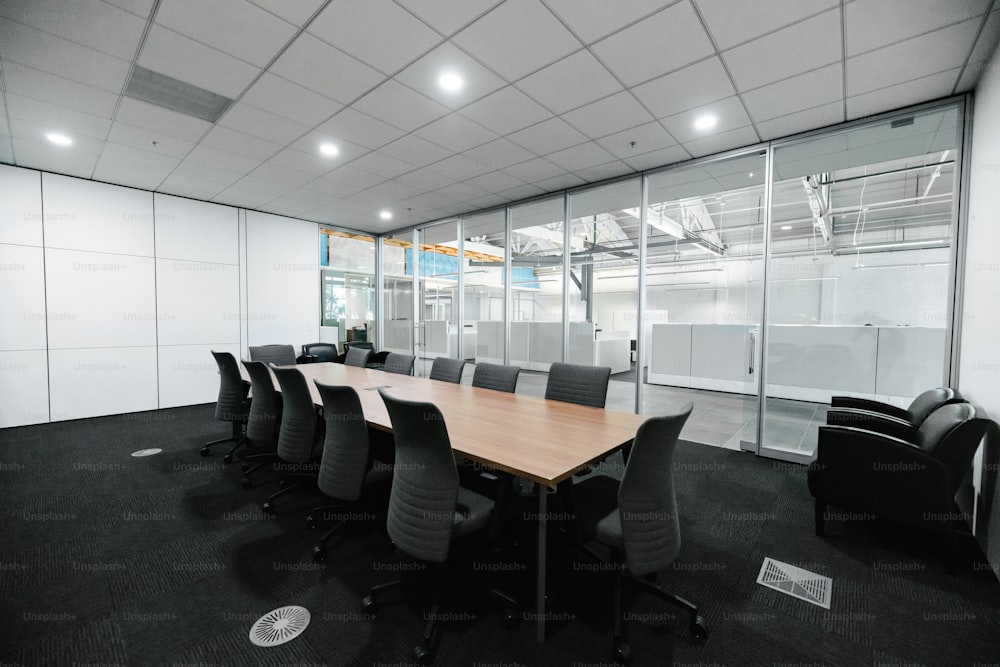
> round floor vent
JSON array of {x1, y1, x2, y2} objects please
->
[
  {"x1": 248, "y1": 605, "x2": 311, "y2": 647},
  {"x1": 130, "y1": 448, "x2": 163, "y2": 457}
]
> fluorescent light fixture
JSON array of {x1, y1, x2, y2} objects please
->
[
  {"x1": 852, "y1": 239, "x2": 945, "y2": 251},
  {"x1": 319, "y1": 143, "x2": 339, "y2": 156},
  {"x1": 379, "y1": 210, "x2": 392, "y2": 220},
  {"x1": 692, "y1": 242, "x2": 723, "y2": 256},
  {"x1": 46, "y1": 133, "x2": 72, "y2": 146},
  {"x1": 438, "y1": 71, "x2": 463, "y2": 92},
  {"x1": 694, "y1": 114, "x2": 717, "y2": 130},
  {"x1": 780, "y1": 225, "x2": 792, "y2": 231}
]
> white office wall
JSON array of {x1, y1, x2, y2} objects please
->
[
  {"x1": 0, "y1": 163, "x2": 42, "y2": 246},
  {"x1": 154, "y1": 193, "x2": 239, "y2": 265},
  {"x1": 48, "y1": 347, "x2": 158, "y2": 421},
  {"x1": 0, "y1": 350, "x2": 49, "y2": 427},
  {"x1": 42, "y1": 173, "x2": 154, "y2": 255},
  {"x1": 245, "y1": 211, "x2": 319, "y2": 352},
  {"x1": 963, "y1": 41, "x2": 1000, "y2": 573}
]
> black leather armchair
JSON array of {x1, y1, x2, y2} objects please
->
[
  {"x1": 298, "y1": 342, "x2": 339, "y2": 363},
  {"x1": 826, "y1": 387, "x2": 963, "y2": 441}
]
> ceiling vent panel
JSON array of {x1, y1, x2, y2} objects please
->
[{"x1": 124, "y1": 66, "x2": 233, "y2": 123}]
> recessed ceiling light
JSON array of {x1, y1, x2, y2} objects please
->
[
  {"x1": 694, "y1": 114, "x2": 717, "y2": 130},
  {"x1": 319, "y1": 143, "x2": 339, "y2": 157},
  {"x1": 379, "y1": 210, "x2": 392, "y2": 220},
  {"x1": 748, "y1": 172, "x2": 754, "y2": 178},
  {"x1": 46, "y1": 133, "x2": 72, "y2": 146},
  {"x1": 438, "y1": 71, "x2": 463, "y2": 92},
  {"x1": 781, "y1": 225, "x2": 792, "y2": 231}
]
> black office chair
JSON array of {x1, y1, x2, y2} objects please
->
[
  {"x1": 573, "y1": 403, "x2": 706, "y2": 664},
  {"x1": 248, "y1": 344, "x2": 297, "y2": 366},
  {"x1": 471, "y1": 363, "x2": 520, "y2": 393},
  {"x1": 299, "y1": 342, "x2": 339, "y2": 363},
  {"x1": 262, "y1": 366, "x2": 322, "y2": 514},
  {"x1": 545, "y1": 362, "x2": 612, "y2": 408},
  {"x1": 307, "y1": 382, "x2": 391, "y2": 562},
  {"x1": 429, "y1": 358, "x2": 466, "y2": 383},
  {"x1": 383, "y1": 352, "x2": 415, "y2": 376},
  {"x1": 344, "y1": 346, "x2": 373, "y2": 368},
  {"x1": 362, "y1": 389, "x2": 517, "y2": 664},
  {"x1": 239, "y1": 361, "x2": 282, "y2": 487},
  {"x1": 201, "y1": 351, "x2": 250, "y2": 460},
  {"x1": 827, "y1": 387, "x2": 964, "y2": 440}
]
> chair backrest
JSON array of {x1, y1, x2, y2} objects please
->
[
  {"x1": 248, "y1": 344, "x2": 297, "y2": 366},
  {"x1": 301, "y1": 342, "x2": 339, "y2": 362},
  {"x1": 315, "y1": 383, "x2": 370, "y2": 502},
  {"x1": 383, "y1": 352, "x2": 415, "y2": 375},
  {"x1": 379, "y1": 389, "x2": 459, "y2": 564},
  {"x1": 271, "y1": 366, "x2": 317, "y2": 463},
  {"x1": 211, "y1": 351, "x2": 247, "y2": 423},
  {"x1": 344, "y1": 346, "x2": 373, "y2": 367},
  {"x1": 471, "y1": 363, "x2": 520, "y2": 393},
  {"x1": 916, "y1": 402, "x2": 991, "y2": 490},
  {"x1": 907, "y1": 387, "x2": 964, "y2": 426},
  {"x1": 242, "y1": 360, "x2": 281, "y2": 446},
  {"x1": 429, "y1": 357, "x2": 466, "y2": 384},
  {"x1": 544, "y1": 362, "x2": 611, "y2": 408},
  {"x1": 618, "y1": 403, "x2": 693, "y2": 576}
]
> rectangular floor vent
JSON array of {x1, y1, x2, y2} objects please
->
[{"x1": 756, "y1": 556, "x2": 832, "y2": 609}]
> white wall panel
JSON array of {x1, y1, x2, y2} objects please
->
[
  {"x1": 158, "y1": 343, "x2": 240, "y2": 409},
  {"x1": 42, "y1": 173, "x2": 154, "y2": 256},
  {"x1": 45, "y1": 248, "x2": 156, "y2": 349},
  {"x1": 48, "y1": 346, "x2": 158, "y2": 421},
  {"x1": 0, "y1": 164, "x2": 42, "y2": 246},
  {"x1": 153, "y1": 193, "x2": 239, "y2": 265},
  {"x1": 245, "y1": 211, "x2": 319, "y2": 351},
  {"x1": 0, "y1": 244, "x2": 47, "y2": 350},
  {"x1": 0, "y1": 350, "x2": 49, "y2": 427},
  {"x1": 155, "y1": 259, "x2": 240, "y2": 346}
]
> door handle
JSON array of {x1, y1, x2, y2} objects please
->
[{"x1": 748, "y1": 331, "x2": 756, "y2": 375}]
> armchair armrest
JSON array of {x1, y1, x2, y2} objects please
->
[
  {"x1": 296, "y1": 354, "x2": 319, "y2": 364},
  {"x1": 826, "y1": 409, "x2": 917, "y2": 442},
  {"x1": 829, "y1": 396, "x2": 910, "y2": 421}
]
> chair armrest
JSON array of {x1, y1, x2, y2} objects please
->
[
  {"x1": 826, "y1": 409, "x2": 917, "y2": 442},
  {"x1": 829, "y1": 396, "x2": 910, "y2": 421},
  {"x1": 296, "y1": 354, "x2": 319, "y2": 364}
]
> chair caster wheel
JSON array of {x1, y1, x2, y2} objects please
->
[
  {"x1": 312, "y1": 546, "x2": 325, "y2": 562},
  {"x1": 200, "y1": 447, "x2": 210, "y2": 457},
  {"x1": 306, "y1": 515, "x2": 316, "y2": 529},
  {"x1": 502, "y1": 609, "x2": 520, "y2": 629},
  {"x1": 223, "y1": 454, "x2": 233, "y2": 463},
  {"x1": 412, "y1": 642, "x2": 433, "y2": 664},
  {"x1": 241, "y1": 478, "x2": 252, "y2": 489},
  {"x1": 361, "y1": 595, "x2": 376, "y2": 612},
  {"x1": 262, "y1": 502, "x2": 273, "y2": 514},
  {"x1": 690, "y1": 615, "x2": 708, "y2": 641},
  {"x1": 613, "y1": 641, "x2": 632, "y2": 665}
]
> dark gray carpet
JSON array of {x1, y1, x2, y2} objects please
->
[{"x1": 1, "y1": 405, "x2": 998, "y2": 666}]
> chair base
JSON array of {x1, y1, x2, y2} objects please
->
[{"x1": 200, "y1": 421, "x2": 245, "y2": 457}]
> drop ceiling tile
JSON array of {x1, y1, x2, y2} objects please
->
[
  {"x1": 497, "y1": 183, "x2": 546, "y2": 200},
  {"x1": 367, "y1": 179, "x2": 425, "y2": 201},
  {"x1": 139, "y1": 25, "x2": 261, "y2": 98},
  {"x1": 323, "y1": 165, "x2": 385, "y2": 190},
  {"x1": 269, "y1": 33, "x2": 386, "y2": 105},
  {"x1": 562, "y1": 91, "x2": 655, "y2": 140},
  {"x1": 464, "y1": 171, "x2": 526, "y2": 194},
  {"x1": 508, "y1": 117, "x2": 588, "y2": 155},
  {"x1": 13, "y1": 138, "x2": 99, "y2": 177},
  {"x1": 229, "y1": 174, "x2": 297, "y2": 197},
  {"x1": 199, "y1": 125, "x2": 283, "y2": 161},
  {"x1": 308, "y1": 0, "x2": 442, "y2": 75},
  {"x1": 682, "y1": 125, "x2": 759, "y2": 158},
  {"x1": 212, "y1": 186, "x2": 277, "y2": 208},
  {"x1": 847, "y1": 69, "x2": 961, "y2": 120},
  {"x1": 544, "y1": 0, "x2": 674, "y2": 44},
  {"x1": 103, "y1": 0, "x2": 156, "y2": 17},
  {"x1": 396, "y1": 0, "x2": 502, "y2": 36},
  {"x1": 348, "y1": 152, "x2": 417, "y2": 180},
  {"x1": 592, "y1": 1, "x2": 714, "y2": 87},
  {"x1": 632, "y1": 57, "x2": 735, "y2": 120},
  {"x1": 452, "y1": 0, "x2": 582, "y2": 81},
  {"x1": 847, "y1": 19, "x2": 982, "y2": 96},
  {"x1": 249, "y1": 161, "x2": 316, "y2": 187},
  {"x1": 723, "y1": 9, "x2": 841, "y2": 91},
  {"x1": 116, "y1": 98, "x2": 213, "y2": 142},
  {"x1": 427, "y1": 154, "x2": 493, "y2": 181},
  {"x1": 344, "y1": 189, "x2": 394, "y2": 209},
  {"x1": 92, "y1": 159, "x2": 172, "y2": 191},
  {"x1": 218, "y1": 102, "x2": 310, "y2": 145},
  {"x1": 596, "y1": 122, "x2": 678, "y2": 160},
  {"x1": 185, "y1": 144, "x2": 262, "y2": 174},
  {"x1": 742, "y1": 63, "x2": 843, "y2": 122},
  {"x1": 966, "y1": 10, "x2": 1000, "y2": 67},
  {"x1": 463, "y1": 138, "x2": 537, "y2": 170},
  {"x1": 660, "y1": 96, "x2": 754, "y2": 144},
  {"x1": 170, "y1": 159, "x2": 245, "y2": 187},
  {"x1": 379, "y1": 135, "x2": 453, "y2": 167},
  {"x1": 247, "y1": 0, "x2": 326, "y2": 26},
  {"x1": 98, "y1": 141, "x2": 183, "y2": 173},
  {"x1": 105, "y1": 123, "x2": 194, "y2": 160},
  {"x1": 756, "y1": 101, "x2": 843, "y2": 140},
  {"x1": 317, "y1": 108, "x2": 406, "y2": 150},
  {"x1": 501, "y1": 157, "x2": 569, "y2": 183},
  {"x1": 414, "y1": 113, "x2": 499, "y2": 153},
  {"x1": 241, "y1": 74, "x2": 342, "y2": 127},
  {"x1": 433, "y1": 181, "x2": 492, "y2": 203},
  {"x1": 5, "y1": 66, "x2": 119, "y2": 122},
  {"x1": 573, "y1": 160, "x2": 634, "y2": 183},
  {"x1": 155, "y1": 0, "x2": 298, "y2": 67},
  {"x1": 395, "y1": 169, "x2": 458, "y2": 192},
  {"x1": 8, "y1": 117, "x2": 106, "y2": 156},
  {"x1": 0, "y1": 0, "x2": 146, "y2": 60},
  {"x1": 159, "y1": 173, "x2": 231, "y2": 200},
  {"x1": 0, "y1": 18, "x2": 131, "y2": 92},
  {"x1": 302, "y1": 174, "x2": 362, "y2": 199},
  {"x1": 5, "y1": 94, "x2": 112, "y2": 141},
  {"x1": 846, "y1": 0, "x2": 989, "y2": 56},
  {"x1": 353, "y1": 80, "x2": 450, "y2": 131},
  {"x1": 459, "y1": 86, "x2": 552, "y2": 135},
  {"x1": 465, "y1": 193, "x2": 507, "y2": 209},
  {"x1": 516, "y1": 50, "x2": 624, "y2": 114},
  {"x1": 395, "y1": 42, "x2": 506, "y2": 109},
  {"x1": 545, "y1": 141, "x2": 617, "y2": 172},
  {"x1": 695, "y1": 0, "x2": 839, "y2": 50},
  {"x1": 290, "y1": 131, "x2": 368, "y2": 164},
  {"x1": 623, "y1": 144, "x2": 691, "y2": 171}
]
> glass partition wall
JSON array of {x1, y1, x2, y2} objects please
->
[
  {"x1": 373, "y1": 99, "x2": 964, "y2": 461},
  {"x1": 321, "y1": 230, "x2": 377, "y2": 351}
]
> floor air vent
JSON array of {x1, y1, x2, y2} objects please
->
[
  {"x1": 756, "y1": 557, "x2": 832, "y2": 609},
  {"x1": 248, "y1": 605, "x2": 311, "y2": 647}
]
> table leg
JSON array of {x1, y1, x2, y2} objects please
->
[{"x1": 536, "y1": 482, "x2": 547, "y2": 643}]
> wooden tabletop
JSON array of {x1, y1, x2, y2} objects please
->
[{"x1": 269, "y1": 362, "x2": 647, "y2": 489}]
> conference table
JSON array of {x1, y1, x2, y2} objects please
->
[{"x1": 273, "y1": 361, "x2": 648, "y2": 643}]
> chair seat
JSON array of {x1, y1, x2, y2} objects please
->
[
  {"x1": 453, "y1": 486, "x2": 494, "y2": 537},
  {"x1": 573, "y1": 475, "x2": 624, "y2": 549}
]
